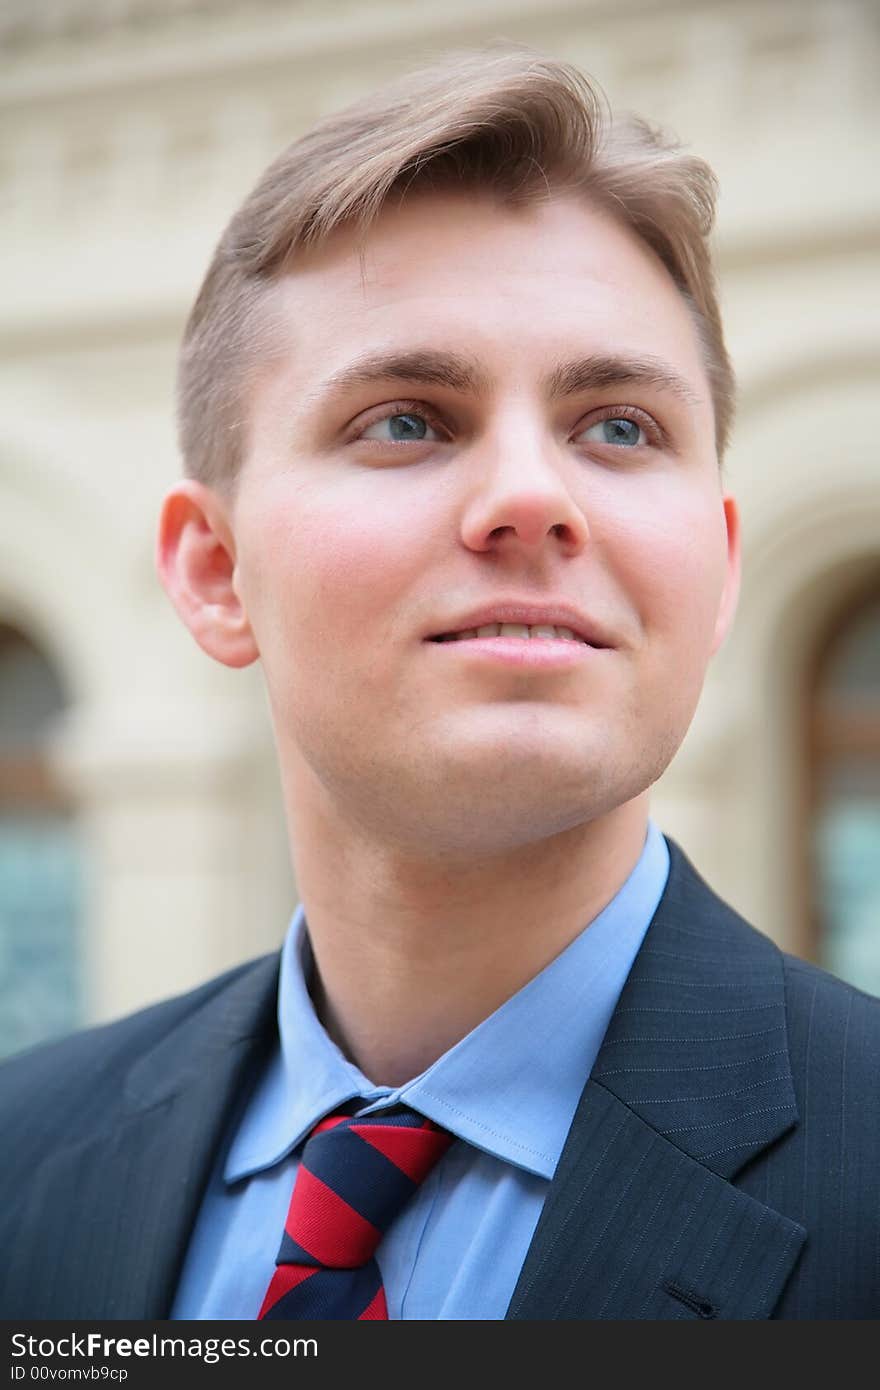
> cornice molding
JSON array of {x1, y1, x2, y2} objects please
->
[
  {"x1": 3, "y1": 0, "x2": 874, "y2": 109},
  {"x1": 0, "y1": 0, "x2": 628, "y2": 101}
]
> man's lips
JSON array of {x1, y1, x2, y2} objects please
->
[
  {"x1": 425, "y1": 630, "x2": 603, "y2": 672},
  {"x1": 426, "y1": 600, "x2": 613, "y2": 649}
]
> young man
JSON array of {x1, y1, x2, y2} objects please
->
[{"x1": 2, "y1": 48, "x2": 878, "y2": 1321}]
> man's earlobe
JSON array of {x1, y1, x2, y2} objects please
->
[
  {"x1": 155, "y1": 480, "x2": 259, "y2": 669},
  {"x1": 710, "y1": 494, "x2": 742, "y2": 656}
]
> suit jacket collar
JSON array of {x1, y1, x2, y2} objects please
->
[
  {"x1": 593, "y1": 836, "x2": 799, "y2": 1179},
  {"x1": 122, "y1": 954, "x2": 281, "y2": 1114},
  {"x1": 506, "y1": 837, "x2": 805, "y2": 1319}
]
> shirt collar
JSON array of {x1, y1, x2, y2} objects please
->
[{"x1": 224, "y1": 819, "x2": 670, "y2": 1184}]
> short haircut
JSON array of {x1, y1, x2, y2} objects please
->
[{"x1": 177, "y1": 45, "x2": 735, "y2": 492}]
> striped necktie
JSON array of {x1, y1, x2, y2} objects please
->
[{"x1": 258, "y1": 1105, "x2": 454, "y2": 1319}]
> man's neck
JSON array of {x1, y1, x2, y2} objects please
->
[{"x1": 287, "y1": 792, "x2": 651, "y2": 1087}]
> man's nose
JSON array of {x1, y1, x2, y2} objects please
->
[{"x1": 458, "y1": 424, "x2": 591, "y2": 557}]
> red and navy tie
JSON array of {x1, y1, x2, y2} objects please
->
[{"x1": 258, "y1": 1106, "x2": 454, "y2": 1320}]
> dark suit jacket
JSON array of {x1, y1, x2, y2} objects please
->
[{"x1": 1, "y1": 838, "x2": 878, "y2": 1319}]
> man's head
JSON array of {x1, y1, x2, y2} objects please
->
[
  {"x1": 157, "y1": 47, "x2": 741, "y2": 863},
  {"x1": 175, "y1": 48, "x2": 735, "y2": 496}
]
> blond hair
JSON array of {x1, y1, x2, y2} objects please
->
[{"x1": 178, "y1": 45, "x2": 735, "y2": 491}]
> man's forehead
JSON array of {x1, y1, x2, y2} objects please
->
[
  {"x1": 274, "y1": 190, "x2": 679, "y2": 317},
  {"x1": 256, "y1": 191, "x2": 713, "y2": 413}
]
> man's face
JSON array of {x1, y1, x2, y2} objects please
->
[{"x1": 219, "y1": 191, "x2": 740, "y2": 858}]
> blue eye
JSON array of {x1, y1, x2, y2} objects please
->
[
  {"x1": 360, "y1": 411, "x2": 442, "y2": 443},
  {"x1": 579, "y1": 417, "x2": 647, "y2": 447}
]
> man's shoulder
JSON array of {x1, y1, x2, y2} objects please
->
[
  {"x1": 663, "y1": 834, "x2": 880, "y2": 1055},
  {"x1": 779, "y1": 946, "x2": 880, "y2": 1074},
  {"x1": 781, "y1": 944, "x2": 880, "y2": 1010},
  {"x1": 0, "y1": 951, "x2": 280, "y2": 1134}
]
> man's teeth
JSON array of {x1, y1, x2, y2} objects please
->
[{"x1": 438, "y1": 623, "x2": 589, "y2": 643}]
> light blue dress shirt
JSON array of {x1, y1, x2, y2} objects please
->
[{"x1": 172, "y1": 820, "x2": 669, "y2": 1320}]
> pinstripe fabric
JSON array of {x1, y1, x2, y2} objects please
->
[
  {"x1": 1, "y1": 837, "x2": 878, "y2": 1319},
  {"x1": 506, "y1": 842, "x2": 880, "y2": 1319},
  {"x1": 737, "y1": 958, "x2": 880, "y2": 1319},
  {"x1": 507, "y1": 1083, "x2": 805, "y2": 1319},
  {"x1": 0, "y1": 956, "x2": 281, "y2": 1319}
]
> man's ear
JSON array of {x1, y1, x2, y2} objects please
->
[
  {"x1": 709, "y1": 493, "x2": 742, "y2": 657},
  {"x1": 155, "y1": 479, "x2": 259, "y2": 669}
]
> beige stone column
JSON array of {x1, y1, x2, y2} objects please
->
[{"x1": 46, "y1": 700, "x2": 295, "y2": 1025}]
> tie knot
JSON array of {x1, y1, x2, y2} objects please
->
[{"x1": 279, "y1": 1106, "x2": 453, "y2": 1269}]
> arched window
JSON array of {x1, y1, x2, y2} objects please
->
[
  {"x1": 0, "y1": 621, "x2": 82, "y2": 1057},
  {"x1": 808, "y1": 581, "x2": 880, "y2": 996}
]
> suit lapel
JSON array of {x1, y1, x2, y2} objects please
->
[
  {"x1": 508, "y1": 838, "x2": 806, "y2": 1319},
  {"x1": 7, "y1": 956, "x2": 280, "y2": 1319}
]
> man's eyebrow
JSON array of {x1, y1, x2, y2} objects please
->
[
  {"x1": 311, "y1": 350, "x2": 491, "y2": 405},
  {"x1": 309, "y1": 348, "x2": 704, "y2": 409},
  {"x1": 544, "y1": 354, "x2": 705, "y2": 408}
]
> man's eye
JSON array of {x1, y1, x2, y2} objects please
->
[
  {"x1": 359, "y1": 410, "x2": 444, "y2": 443},
  {"x1": 577, "y1": 416, "x2": 648, "y2": 448}
]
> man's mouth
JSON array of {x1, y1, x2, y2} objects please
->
[{"x1": 430, "y1": 623, "x2": 596, "y2": 646}]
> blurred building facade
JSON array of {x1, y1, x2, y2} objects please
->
[{"x1": 1, "y1": 0, "x2": 878, "y2": 1054}]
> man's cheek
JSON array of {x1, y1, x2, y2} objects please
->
[
  {"x1": 297, "y1": 507, "x2": 403, "y2": 593},
  {"x1": 639, "y1": 519, "x2": 721, "y2": 616}
]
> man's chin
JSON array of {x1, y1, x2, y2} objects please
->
[{"x1": 368, "y1": 773, "x2": 632, "y2": 863}]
